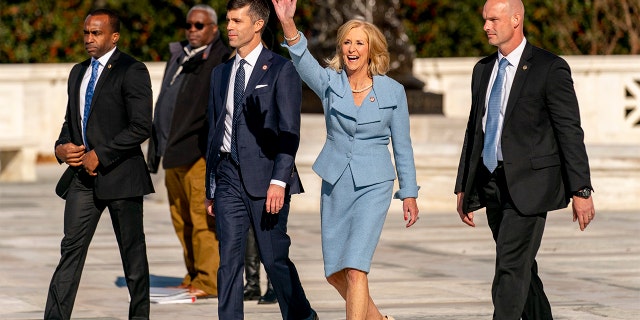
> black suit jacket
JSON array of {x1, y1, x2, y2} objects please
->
[
  {"x1": 455, "y1": 43, "x2": 591, "y2": 215},
  {"x1": 147, "y1": 37, "x2": 231, "y2": 172},
  {"x1": 205, "y1": 47, "x2": 303, "y2": 199},
  {"x1": 56, "y1": 48, "x2": 154, "y2": 199}
]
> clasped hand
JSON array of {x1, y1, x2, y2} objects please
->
[{"x1": 55, "y1": 143, "x2": 98, "y2": 176}]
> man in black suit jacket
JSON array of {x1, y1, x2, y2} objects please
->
[
  {"x1": 46, "y1": 9, "x2": 154, "y2": 320},
  {"x1": 146, "y1": 4, "x2": 230, "y2": 299},
  {"x1": 204, "y1": 0, "x2": 316, "y2": 319},
  {"x1": 455, "y1": 0, "x2": 596, "y2": 319}
]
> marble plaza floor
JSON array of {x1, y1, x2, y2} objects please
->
[{"x1": 0, "y1": 163, "x2": 638, "y2": 320}]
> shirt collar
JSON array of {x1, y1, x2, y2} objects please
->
[
  {"x1": 235, "y1": 42, "x2": 263, "y2": 68},
  {"x1": 93, "y1": 46, "x2": 117, "y2": 67},
  {"x1": 498, "y1": 37, "x2": 527, "y2": 67}
]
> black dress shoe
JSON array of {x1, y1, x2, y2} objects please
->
[
  {"x1": 257, "y1": 288, "x2": 277, "y2": 304},
  {"x1": 243, "y1": 286, "x2": 261, "y2": 301}
]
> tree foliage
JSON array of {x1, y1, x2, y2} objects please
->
[
  {"x1": 1, "y1": 0, "x2": 638, "y2": 63},
  {"x1": 400, "y1": 0, "x2": 640, "y2": 57},
  {"x1": 526, "y1": 0, "x2": 640, "y2": 55},
  {"x1": 1, "y1": 0, "x2": 229, "y2": 63},
  {"x1": 399, "y1": 0, "x2": 492, "y2": 57}
]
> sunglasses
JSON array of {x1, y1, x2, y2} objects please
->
[{"x1": 184, "y1": 22, "x2": 213, "y2": 30}]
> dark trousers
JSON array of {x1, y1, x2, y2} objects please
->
[
  {"x1": 214, "y1": 158, "x2": 312, "y2": 320},
  {"x1": 245, "y1": 227, "x2": 275, "y2": 294},
  {"x1": 478, "y1": 164, "x2": 553, "y2": 320},
  {"x1": 45, "y1": 173, "x2": 150, "y2": 320}
]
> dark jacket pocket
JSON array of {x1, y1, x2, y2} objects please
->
[{"x1": 530, "y1": 154, "x2": 560, "y2": 170}]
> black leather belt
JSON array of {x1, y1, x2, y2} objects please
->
[{"x1": 219, "y1": 152, "x2": 233, "y2": 160}]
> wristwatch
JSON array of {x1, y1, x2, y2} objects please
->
[{"x1": 574, "y1": 187, "x2": 592, "y2": 199}]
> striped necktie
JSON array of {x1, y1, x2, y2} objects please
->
[
  {"x1": 83, "y1": 60, "x2": 100, "y2": 149},
  {"x1": 483, "y1": 58, "x2": 509, "y2": 172},
  {"x1": 230, "y1": 59, "x2": 247, "y2": 164}
]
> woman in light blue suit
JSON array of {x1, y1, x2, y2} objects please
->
[{"x1": 274, "y1": 1, "x2": 420, "y2": 319}]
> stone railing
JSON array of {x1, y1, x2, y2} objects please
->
[
  {"x1": 0, "y1": 62, "x2": 164, "y2": 182},
  {"x1": 413, "y1": 55, "x2": 640, "y2": 145},
  {"x1": 3, "y1": 56, "x2": 638, "y2": 157},
  {"x1": 1, "y1": 57, "x2": 639, "y2": 211}
]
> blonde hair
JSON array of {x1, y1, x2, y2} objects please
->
[{"x1": 325, "y1": 19, "x2": 390, "y2": 76}]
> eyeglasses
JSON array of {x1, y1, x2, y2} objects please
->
[{"x1": 184, "y1": 22, "x2": 213, "y2": 30}]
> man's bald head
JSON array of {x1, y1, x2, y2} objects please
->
[
  {"x1": 483, "y1": 0, "x2": 525, "y2": 55},
  {"x1": 509, "y1": 0, "x2": 525, "y2": 16}
]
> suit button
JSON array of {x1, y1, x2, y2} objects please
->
[
  {"x1": 349, "y1": 136, "x2": 354, "y2": 141},
  {"x1": 347, "y1": 152, "x2": 352, "y2": 158}
]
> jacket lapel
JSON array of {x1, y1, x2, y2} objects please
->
[
  {"x1": 87, "y1": 49, "x2": 120, "y2": 121},
  {"x1": 475, "y1": 53, "x2": 497, "y2": 128},
  {"x1": 504, "y1": 42, "x2": 533, "y2": 124},
  {"x1": 218, "y1": 60, "x2": 233, "y2": 116},
  {"x1": 73, "y1": 60, "x2": 91, "y2": 138},
  {"x1": 357, "y1": 95, "x2": 380, "y2": 124},
  {"x1": 327, "y1": 72, "x2": 357, "y2": 119},
  {"x1": 243, "y1": 48, "x2": 271, "y2": 99},
  {"x1": 356, "y1": 75, "x2": 386, "y2": 124}
]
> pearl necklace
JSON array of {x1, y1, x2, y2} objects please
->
[{"x1": 351, "y1": 83, "x2": 373, "y2": 93}]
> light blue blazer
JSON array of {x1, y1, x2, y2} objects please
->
[{"x1": 284, "y1": 35, "x2": 419, "y2": 199}]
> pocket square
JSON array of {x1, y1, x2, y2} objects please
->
[{"x1": 255, "y1": 84, "x2": 268, "y2": 89}]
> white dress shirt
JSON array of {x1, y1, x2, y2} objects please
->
[
  {"x1": 221, "y1": 43, "x2": 263, "y2": 153},
  {"x1": 482, "y1": 38, "x2": 527, "y2": 161},
  {"x1": 80, "y1": 46, "x2": 116, "y2": 146}
]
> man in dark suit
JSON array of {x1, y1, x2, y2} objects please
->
[
  {"x1": 455, "y1": 0, "x2": 595, "y2": 319},
  {"x1": 204, "y1": 0, "x2": 317, "y2": 319},
  {"x1": 46, "y1": 9, "x2": 154, "y2": 320},
  {"x1": 146, "y1": 4, "x2": 230, "y2": 299}
]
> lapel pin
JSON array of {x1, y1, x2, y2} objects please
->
[
  {"x1": 108, "y1": 64, "x2": 112, "y2": 69},
  {"x1": 262, "y1": 65, "x2": 268, "y2": 70},
  {"x1": 522, "y1": 65, "x2": 528, "y2": 70},
  {"x1": 369, "y1": 96, "x2": 375, "y2": 102}
]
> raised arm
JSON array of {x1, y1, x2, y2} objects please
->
[{"x1": 272, "y1": 0, "x2": 301, "y2": 45}]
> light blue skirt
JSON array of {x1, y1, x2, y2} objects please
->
[{"x1": 320, "y1": 165, "x2": 394, "y2": 277}]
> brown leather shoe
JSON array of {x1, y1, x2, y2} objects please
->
[{"x1": 188, "y1": 286, "x2": 217, "y2": 299}]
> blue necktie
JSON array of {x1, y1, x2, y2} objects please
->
[
  {"x1": 83, "y1": 60, "x2": 100, "y2": 149},
  {"x1": 483, "y1": 58, "x2": 509, "y2": 172},
  {"x1": 230, "y1": 59, "x2": 246, "y2": 164}
]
